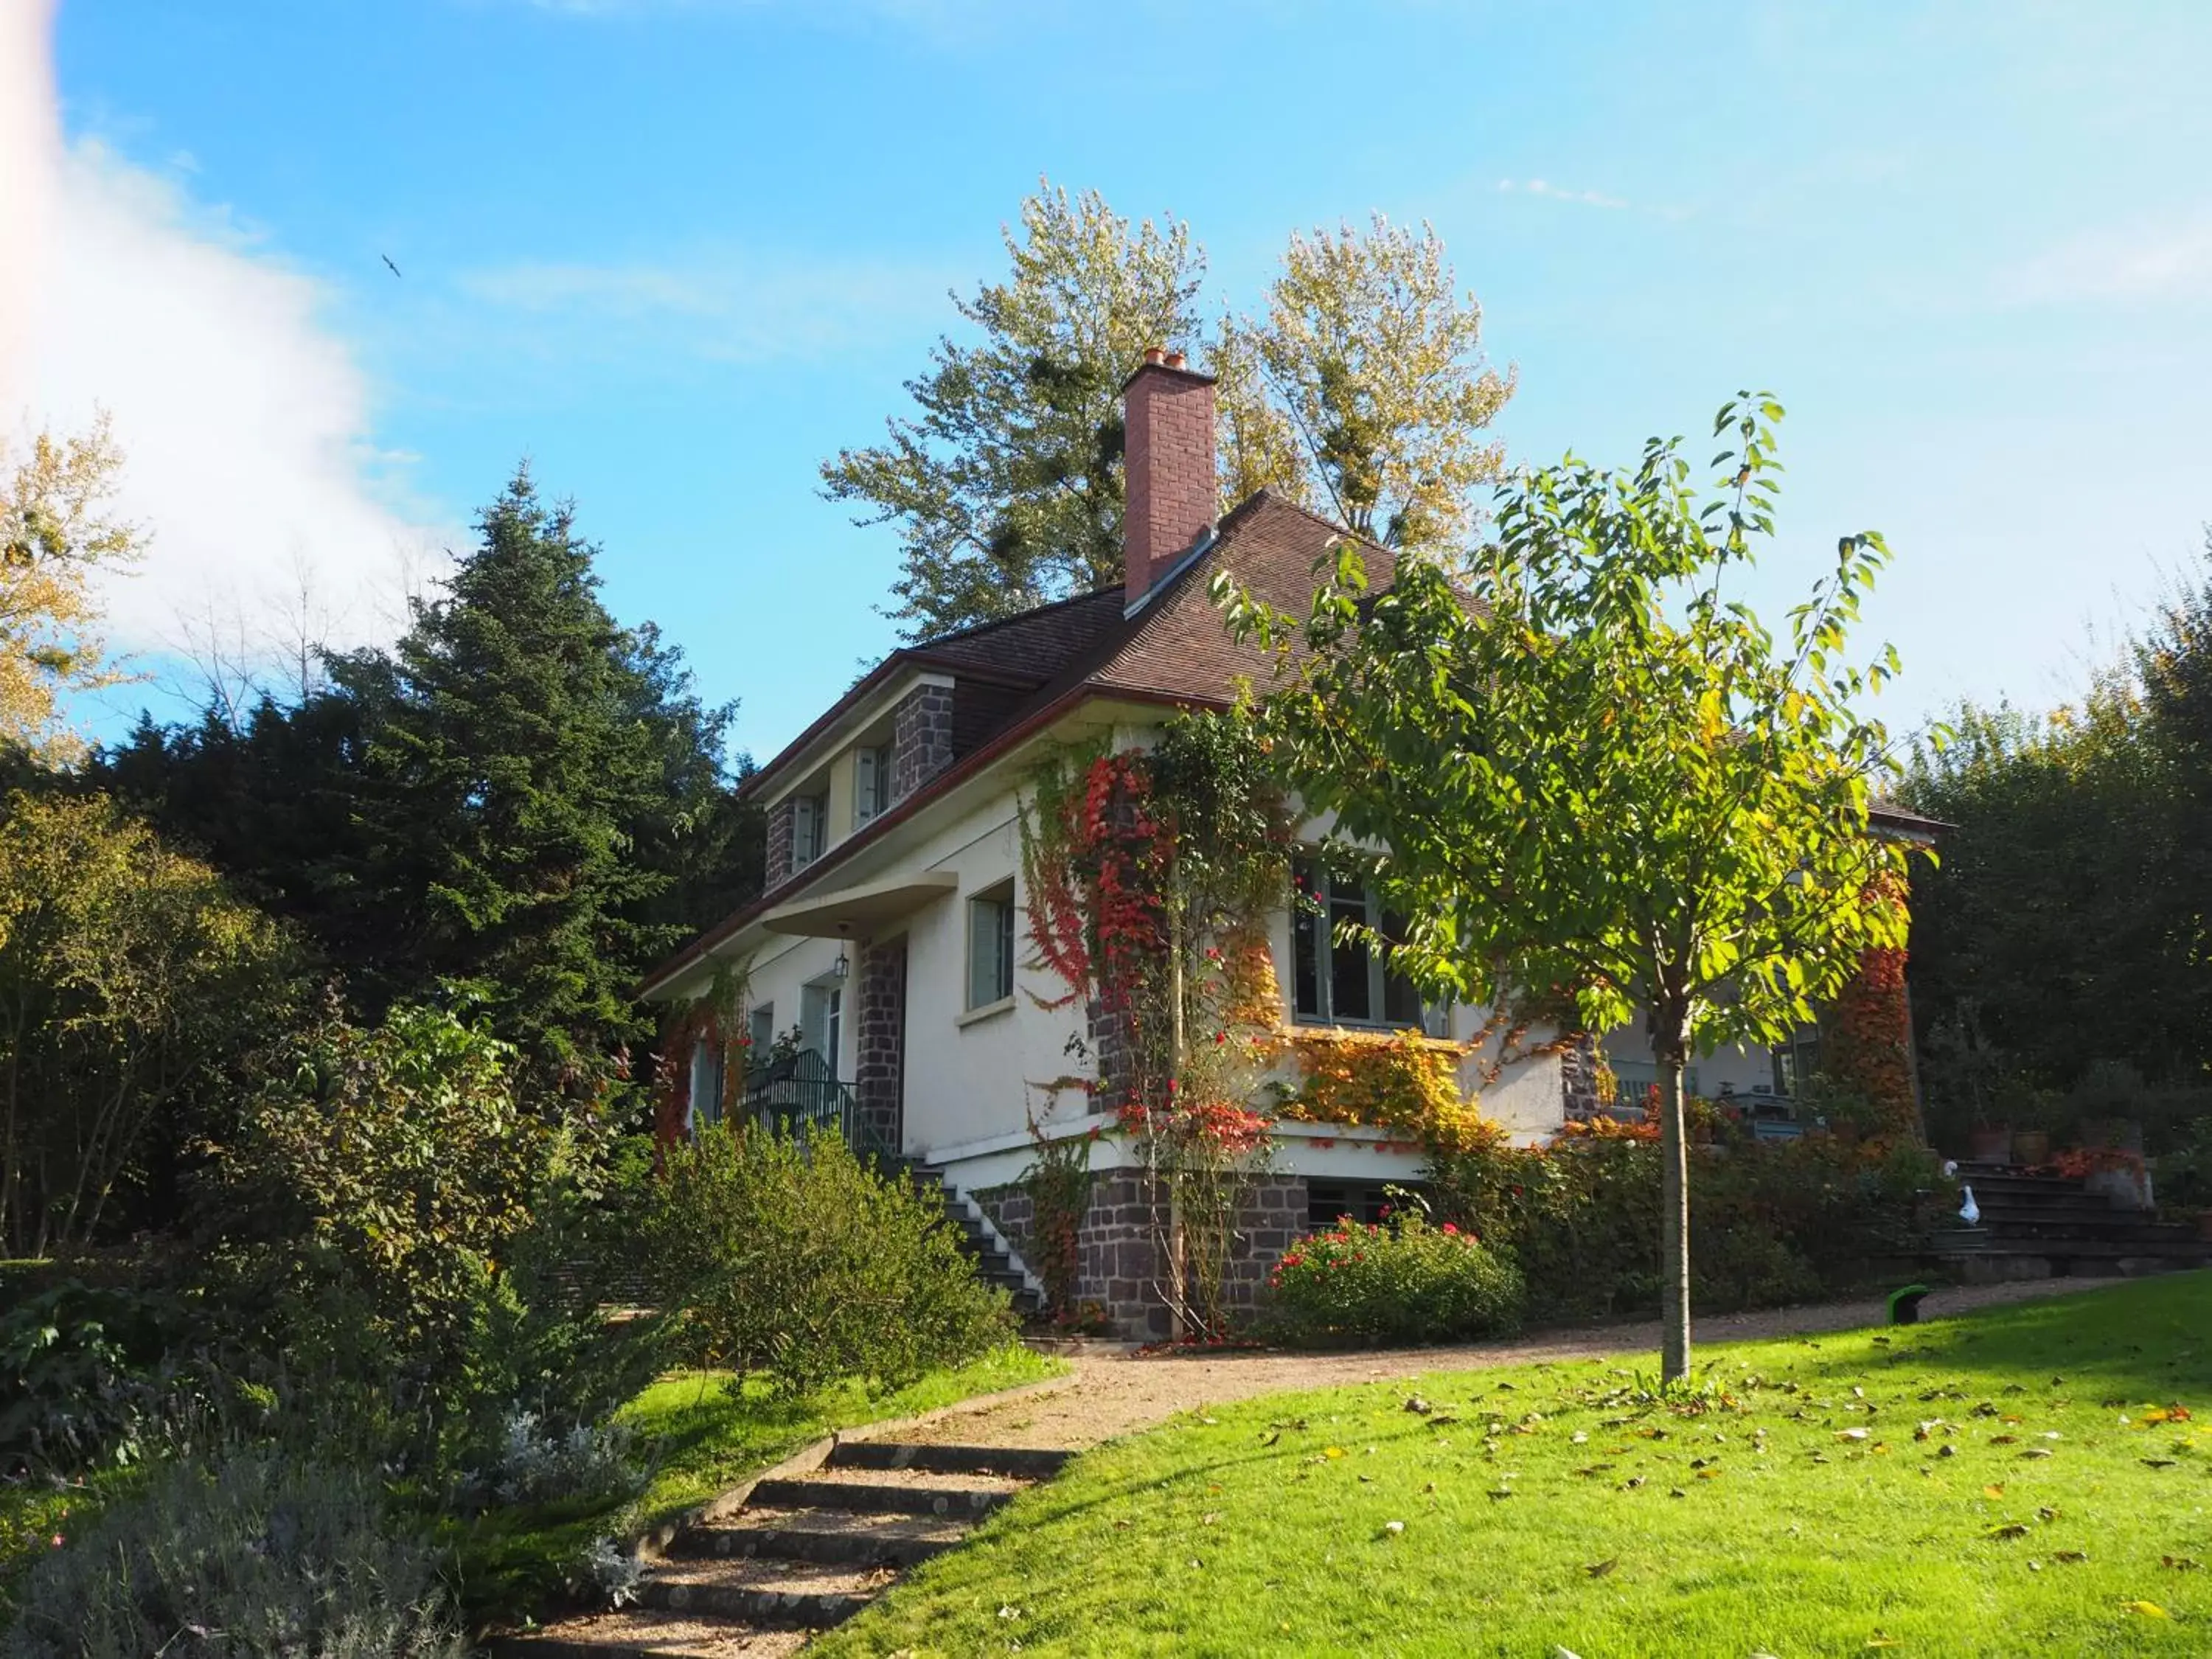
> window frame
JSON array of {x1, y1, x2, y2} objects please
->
[
  {"x1": 792, "y1": 792, "x2": 827, "y2": 869},
  {"x1": 1292, "y1": 858, "x2": 1445, "y2": 1033},
  {"x1": 687, "y1": 1037, "x2": 725, "y2": 1134},
  {"x1": 965, "y1": 879, "x2": 1018, "y2": 1012},
  {"x1": 853, "y1": 743, "x2": 891, "y2": 828}
]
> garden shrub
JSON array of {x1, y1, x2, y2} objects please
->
[
  {"x1": 1266, "y1": 1213, "x2": 1523, "y2": 1347},
  {"x1": 2, "y1": 1449, "x2": 465, "y2": 1659},
  {"x1": 461, "y1": 1407, "x2": 641, "y2": 1509},
  {"x1": 0, "y1": 1281, "x2": 250, "y2": 1478},
  {"x1": 1425, "y1": 1127, "x2": 1947, "y2": 1322},
  {"x1": 638, "y1": 1124, "x2": 1012, "y2": 1397},
  {"x1": 200, "y1": 998, "x2": 653, "y2": 1469}
]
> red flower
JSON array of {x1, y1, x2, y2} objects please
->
[{"x1": 1441, "y1": 1222, "x2": 1459, "y2": 1236}]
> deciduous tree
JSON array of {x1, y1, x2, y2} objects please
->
[
  {"x1": 821, "y1": 181, "x2": 1204, "y2": 639},
  {"x1": 0, "y1": 415, "x2": 143, "y2": 758},
  {"x1": 823, "y1": 188, "x2": 1513, "y2": 639},
  {"x1": 1222, "y1": 395, "x2": 1921, "y2": 1379},
  {"x1": 1215, "y1": 215, "x2": 1514, "y2": 552}
]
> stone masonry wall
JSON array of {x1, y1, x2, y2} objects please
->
[
  {"x1": 764, "y1": 796, "x2": 794, "y2": 891},
  {"x1": 975, "y1": 1169, "x2": 1311, "y2": 1338},
  {"x1": 854, "y1": 936, "x2": 907, "y2": 1152},
  {"x1": 1561, "y1": 1034, "x2": 1603, "y2": 1120},
  {"x1": 891, "y1": 683, "x2": 956, "y2": 804}
]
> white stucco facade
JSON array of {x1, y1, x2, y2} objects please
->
[{"x1": 651, "y1": 692, "x2": 1572, "y2": 1199}]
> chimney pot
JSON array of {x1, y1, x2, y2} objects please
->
[{"x1": 1122, "y1": 352, "x2": 1218, "y2": 611}]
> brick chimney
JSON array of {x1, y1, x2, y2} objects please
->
[{"x1": 1122, "y1": 346, "x2": 1217, "y2": 611}]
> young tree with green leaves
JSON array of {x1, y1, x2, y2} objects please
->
[{"x1": 1221, "y1": 395, "x2": 1924, "y2": 1379}]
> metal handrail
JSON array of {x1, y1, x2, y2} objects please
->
[{"x1": 742, "y1": 1047, "x2": 894, "y2": 1161}]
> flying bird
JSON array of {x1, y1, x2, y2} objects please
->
[{"x1": 380, "y1": 254, "x2": 403, "y2": 278}]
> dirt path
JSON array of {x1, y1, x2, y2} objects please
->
[{"x1": 880, "y1": 1275, "x2": 2134, "y2": 1452}]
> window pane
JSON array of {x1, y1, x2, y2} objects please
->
[
  {"x1": 1329, "y1": 894, "x2": 1371, "y2": 1022},
  {"x1": 970, "y1": 894, "x2": 1012, "y2": 1009},
  {"x1": 1293, "y1": 905, "x2": 1321, "y2": 1018}
]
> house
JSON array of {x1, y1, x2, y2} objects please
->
[{"x1": 639, "y1": 349, "x2": 1933, "y2": 1335}]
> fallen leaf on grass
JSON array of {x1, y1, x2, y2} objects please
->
[
  {"x1": 2143, "y1": 1458, "x2": 2179, "y2": 1469},
  {"x1": 1259, "y1": 1430, "x2": 1280, "y2": 1447},
  {"x1": 1987, "y1": 1523, "x2": 2031, "y2": 1540},
  {"x1": 2019, "y1": 1448, "x2": 2054, "y2": 1460},
  {"x1": 1324, "y1": 1447, "x2": 1345, "y2": 1459},
  {"x1": 1403, "y1": 1396, "x2": 1433, "y2": 1415},
  {"x1": 1865, "y1": 1635, "x2": 1900, "y2": 1649},
  {"x1": 1837, "y1": 1428, "x2": 1871, "y2": 1441},
  {"x1": 1583, "y1": 1557, "x2": 1619, "y2": 1578},
  {"x1": 2123, "y1": 1600, "x2": 2171, "y2": 1619},
  {"x1": 1989, "y1": 1435, "x2": 2018, "y2": 1446},
  {"x1": 2053, "y1": 1551, "x2": 2089, "y2": 1563},
  {"x1": 2037, "y1": 1506, "x2": 2059, "y2": 1521},
  {"x1": 1983, "y1": 1484, "x2": 2006, "y2": 1499},
  {"x1": 2163, "y1": 1557, "x2": 2202, "y2": 1571}
]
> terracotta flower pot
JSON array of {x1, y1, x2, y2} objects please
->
[
  {"x1": 2011, "y1": 1130, "x2": 2051, "y2": 1168},
  {"x1": 1969, "y1": 1126, "x2": 2013, "y2": 1164}
]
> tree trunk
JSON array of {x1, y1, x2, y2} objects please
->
[{"x1": 1658, "y1": 1031, "x2": 1692, "y2": 1382}]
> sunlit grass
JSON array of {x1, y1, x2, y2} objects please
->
[{"x1": 818, "y1": 1276, "x2": 2212, "y2": 1658}]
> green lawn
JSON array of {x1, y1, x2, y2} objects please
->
[
  {"x1": 451, "y1": 1343, "x2": 1065, "y2": 1628},
  {"x1": 816, "y1": 1276, "x2": 2212, "y2": 1658}
]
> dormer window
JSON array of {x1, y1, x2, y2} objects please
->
[
  {"x1": 792, "y1": 791, "x2": 827, "y2": 869},
  {"x1": 855, "y1": 742, "x2": 891, "y2": 827}
]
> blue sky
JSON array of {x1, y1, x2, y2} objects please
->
[{"x1": 29, "y1": 0, "x2": 2212, "y2": 762}]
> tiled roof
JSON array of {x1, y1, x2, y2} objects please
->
[{"x1": 905, "y1": 587, "x2": 1130, "y2": 684}]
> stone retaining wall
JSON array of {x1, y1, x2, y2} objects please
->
[{"x1": 973, "y1": 1168, "x2": 1312, "y2": 1339}]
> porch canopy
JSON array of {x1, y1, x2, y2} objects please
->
[{"x1": 759, "y1": 870, "x2": 958, "y2": 938}]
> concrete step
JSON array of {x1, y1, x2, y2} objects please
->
[
  {"x1": 487, "y1": 1609, "x2": 806, "y2": 1658},
  {"x1": 667, "y1": 1506, "x2": 970, "y2": 1570},
  {"x1": 748, "y1": 1472, "x2": 1023, "y2": 1519},
  {"x1": 633, "y1": 1556, "x2": 893, "y2": 1627},
  {"x1": 827, "y1": 1440, "x2": 1074, "y2": 1480}
]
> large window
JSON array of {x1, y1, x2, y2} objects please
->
[
  {"x1": 967, "y1": 880, "x2": 1017, "y2": 1010},
  {"x1": 1293, "y1": 861, "x2": 1436, "y2": 1030}
]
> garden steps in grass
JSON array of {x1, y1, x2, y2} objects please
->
[
  {"x1": 490, "y1": 1440, "x2": 1071, "y2": 1658},
  {"x1": 1926, "y1": 1164, "x2": 2211, "y2": 1279}
]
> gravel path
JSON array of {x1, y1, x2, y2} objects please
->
[{"x1": 888, "y1": 1275, "x2": 2132, "y2": 1452}]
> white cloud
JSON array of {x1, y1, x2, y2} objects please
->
[
  {"x1": 16, "y1": 116, "x2": 452, "y2": 685},
  {"x1": 1496, "y1": 177, "x2": 1629, "y2": 211},
  {"x1": 2007, "y1": 213, "x2": 2212, "y2": 305}
]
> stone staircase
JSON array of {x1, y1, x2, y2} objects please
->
[
  {"x1": 903, "y1": 1161, "x2": 1046, "y2": 1320},
  {"x1": 1926, "y1": 1164, "x2": 2211, "y2": 1280},
  {"x1": 496, "y1": 1439, "x2": 1072, "y2": 1656}
]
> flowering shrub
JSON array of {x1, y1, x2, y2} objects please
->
[
  {"x1": 1273, "y1": 1028, "x2": 1498, "y2": 1153},
  {"x1": 1265, "y1": 1213, "x2": 1523, "y2": 1347}
]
